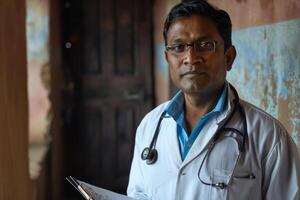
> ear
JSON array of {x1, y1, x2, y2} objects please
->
[{"x1": 224, "y1": 46, "x2": 236, "y2": 71}]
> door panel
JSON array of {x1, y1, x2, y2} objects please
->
[{"x1": 62, "y1": 0, "x2": 153, "y2": 199}]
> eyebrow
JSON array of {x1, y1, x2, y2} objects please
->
[
  {"x1": 170, "y1": 36, "x2": 214, "y2": 44},
  {"x1": 171, "y1": 38, "x2": 185, "y2": 44}
]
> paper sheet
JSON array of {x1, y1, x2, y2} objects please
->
[{"x1": 78, "y1": 180, "x2": 136, "y2": 200}]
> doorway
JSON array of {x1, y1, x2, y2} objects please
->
[{"x1": 61, "y1": 0, "x2": 154, "y2": 199}]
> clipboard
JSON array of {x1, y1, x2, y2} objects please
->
[
  {"x1": 66, "y1": 176, "x2": 94, "y2": 200},
  {"x1": 66, "y1": 176, "x2": 136, "y2": 200}
]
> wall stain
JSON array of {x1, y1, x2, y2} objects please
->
[
  {"x1": 259, "y1": 0, "x2": 274, "y2": 9},
  {"x1": 235, "y1": 0, "x2": 247, "y2": 3}
]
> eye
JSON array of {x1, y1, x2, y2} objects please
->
[
  {"x1": 169, "y1": 44, "x2": 186, "y2": 53},
  {"x1": 196, "y1": 41, "x2": 215, "y2": 51}
]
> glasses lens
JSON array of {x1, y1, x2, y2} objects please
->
[
  {"x1": 168, "y1": 44, "x2": 186, "y2": 54},
  {"x1": 194, "y1": 40, "x2": 215, "y2": 52},
  {"x1": 167, "y1": 40, "x2": 218, "y2": 56}
]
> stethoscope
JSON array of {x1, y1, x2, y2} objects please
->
[{"x1": 141, "y1": 84, "x2": 249, "y2": 188}]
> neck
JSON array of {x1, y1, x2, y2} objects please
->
[{"x1": 183, "y1": 85, "x2": 224, "y2": 133}]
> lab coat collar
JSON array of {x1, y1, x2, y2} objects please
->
[{"x1": 216, "y1": 84, "x2": 236, "y2": 124}]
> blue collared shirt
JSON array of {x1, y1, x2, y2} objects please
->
[{"x1": 165, "y1": 85, "x2": 227, "y2": 160}]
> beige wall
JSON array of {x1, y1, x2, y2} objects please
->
[
  {"x1": 0, "y1": 0, "x2": 32, "y2": 199},
  {"x1": 209, "y1": 0, "x2": 300, "y2": 30}
]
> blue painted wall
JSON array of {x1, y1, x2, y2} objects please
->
[{"x1": 229, "y1": 18, "x2": 300, "y2": 147}]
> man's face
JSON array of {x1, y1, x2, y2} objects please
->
[{"x1": 165, "y1": 15, "x2": 236, "y2": 96}]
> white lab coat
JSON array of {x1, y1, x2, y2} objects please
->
[{"x1": 127, "y1": 87, "x2": 300, "y2": 200}]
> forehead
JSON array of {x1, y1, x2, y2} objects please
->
[{"x1": 167, "y1": 15, "x2": 221, "y2": 43}]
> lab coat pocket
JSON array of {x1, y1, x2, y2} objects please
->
[
  {"x1": 210, "y1": 169, "x2": 230, "y2": 200},
  {"x1": 228, "y1": 172, "x2": 256, "y2": 200}
]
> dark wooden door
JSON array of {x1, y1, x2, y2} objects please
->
[{"x1": 61, "y1": 0, "x2": 153, "y2": 199}]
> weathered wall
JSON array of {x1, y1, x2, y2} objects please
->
[
  {"x1": 228, "y1": 20, "x2": 300, "y2": 147},
  {"x1": 208, "y1": 0, "x2": 300, "y2": 149},
  {"x1": 26, "y1": 0, "x2": 52, "y2": 184},
  {"x1": 0, "y1": 0, "x2": 32, "y2": 199},
  {"x1": 209, "y1": 0, "x2": 300, "y2": 30},
  {"x1": 26, "y1": 0, "x2": 51, "y2": 145}
]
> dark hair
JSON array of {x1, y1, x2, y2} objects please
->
[{"x1": 163, "y1": 0, "x2": 233, "y2": 50}]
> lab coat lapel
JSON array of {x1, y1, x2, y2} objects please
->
[
  {"x1": 163, "y1": 117, "x2": 182, "y2": 167},
  {"x1": 181, "y1": 118, "x2": 219, "y2": 167},
  {"x1": 180, "y1": 87, "x2": 236, "y2": 168}
]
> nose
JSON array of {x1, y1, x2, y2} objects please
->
[{"x1": 183, "y1": 47, "x2": 204, "y2": 66}]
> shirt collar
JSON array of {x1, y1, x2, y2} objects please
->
[
  {"x1": 165, "y1": 83, "x2": 228, "y2": 122},
  {"x1": 212, "y1": 83, "x2": 228, "y2": 113},
  {"x1": 165, "y1": 91, "x2": 184, "y2": 121}
]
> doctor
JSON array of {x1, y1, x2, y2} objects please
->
[{"x1": 127, "y1": 0, "x2": 300, "y2": 199}]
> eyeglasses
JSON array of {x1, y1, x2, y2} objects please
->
[{"x1": 166, "y1": 39, "x2": 223, "y2": 57}]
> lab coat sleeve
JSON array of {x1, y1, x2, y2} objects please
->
[
  {"x1": 127, "y1": 123, "x2": 151, "y2": 200},
  {"x1": 262, "y1": 129, "x2": 300, "y2": 200}
]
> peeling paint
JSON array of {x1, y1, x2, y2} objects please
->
[
  {"x1": 26, "y1": 0, "x2": 49, "y2": 63},
  {"x1": 229, "y1": 18, "x2": 300, "y2": 147}
]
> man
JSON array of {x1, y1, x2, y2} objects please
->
[{"x1": 127, "y1": 0, "x2": 300, "y2": 199}]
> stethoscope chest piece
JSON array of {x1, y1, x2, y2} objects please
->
[{"x1": 141, "y1": 147, "x2": 158, "y2": 165}]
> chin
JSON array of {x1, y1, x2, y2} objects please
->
[{"x1": 181, "y1": 83, "x2": 208, "y2": 95}]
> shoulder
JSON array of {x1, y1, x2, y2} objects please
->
[
  {"x1": 135, "y1": 101, "x2": 170, "y2": 141},
  {"x1": 139, "y1": 101, "x2": 170, "y2": 126},
  {"x1": 240, "y1": 99, "x2": 294, "y2": 158},
  {"x1": 238, "y1": 101, "x2": 300, "y2": 198},
  {"x1": 240, "y1": 99, "x2": 287, "y2": 135}
]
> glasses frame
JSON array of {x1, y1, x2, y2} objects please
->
[{"x1": 165, "y1": 39, "x2": 223, "y2": 57}]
